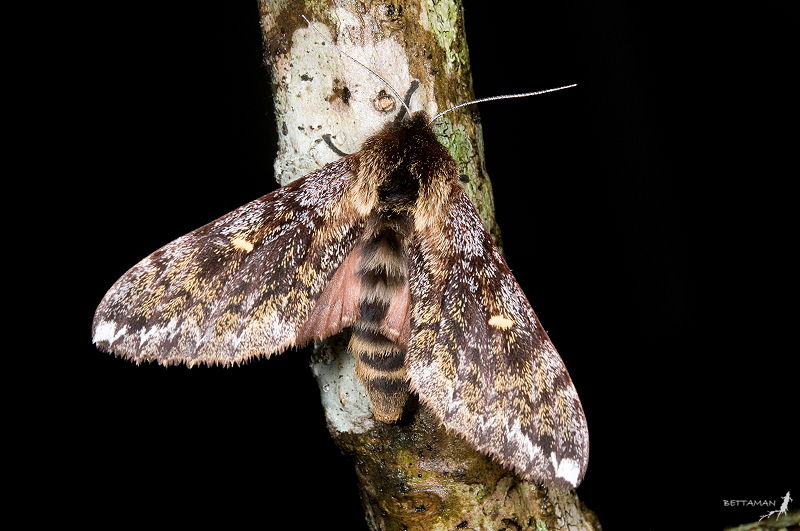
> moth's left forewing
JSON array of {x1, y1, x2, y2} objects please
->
[
  {"x1": 407, "y1": 185, "x2": 588, "y2": 489},
  {"x1": 93, "y1": 156, "x2": 368, "y2": 366}
]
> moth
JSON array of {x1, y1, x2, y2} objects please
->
[{"x1": 93, "y1": 49, "x2": 588, "y2": 490}]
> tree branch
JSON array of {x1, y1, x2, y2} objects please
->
[{"x1": 258, "y1": 1, "x2": 599, "y2": 529}]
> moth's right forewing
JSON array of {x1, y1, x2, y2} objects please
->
[
  {"x1": 406, "y1": 185, "x2": 589, "y2": 488},
  {"x1": 93, "y1": 156, "x2": 368, "y2": 366}
]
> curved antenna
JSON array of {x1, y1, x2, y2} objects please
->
[
  {"x1": 302, "y1": 16, "x2": 412, "y2": 118},
  {"x1": 429, "y1": 84, "x2": 577, "y2": 124}
]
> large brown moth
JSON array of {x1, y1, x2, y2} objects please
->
[{"x1": 92, "y1": 24, "x2": 588, "y2": 489}]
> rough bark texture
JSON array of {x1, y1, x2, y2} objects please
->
[
  {"x1": 724, "y1": 509, "x2": 800, "y2": 531},
  {"x1": 257, "y1": 1, "x2": 599, "y2": 529}
]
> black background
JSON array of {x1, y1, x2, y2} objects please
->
[{"x1": 49, "y1": 1, "x2": 796, "y2": 529}]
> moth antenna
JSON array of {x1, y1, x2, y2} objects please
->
[
  {"x1": 429, "y1": 84, "x2": 577, "y2": 124},
  {"x1": 302, "y1": 16, "x2": 412, "y2": 118}
]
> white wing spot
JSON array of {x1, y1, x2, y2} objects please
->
[
  {"x1": 94, "y1": 320, "x2": 127, "y2": 345},
  {"x1": 551, "y1": 452, "x2": 581, "y2": 487},
  {"x1": 488, "y1": 315, "x2": 514, "y2": 330},
  {"x1": 231, "y1": 236, "x2": 254, "y2": 253}
]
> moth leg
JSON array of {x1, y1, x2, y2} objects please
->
[{"x1": 322, "y1": 134, "x2": 349, "y2": 157}]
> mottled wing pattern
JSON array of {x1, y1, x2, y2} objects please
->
[
  {"x1": 407, "y1": 185, "x2": 589, "y2": 488},
  {"x1": 93, "y1": 156, "x2": 366, "y2": 366}
]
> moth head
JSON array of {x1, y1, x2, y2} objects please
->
[{"x1": 359, "y1": 111, "x2": 457, "y2": 190}]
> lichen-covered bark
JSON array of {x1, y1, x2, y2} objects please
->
[
  {"x1": 257, "y1": 1, "x2": 599, "y2": 529},
  {"x1": 310, "y1": 333, "x2": 599, "y2": 531},
  {"x1": 258, "y1": 0, "x2": 498, "y2": 239},
  {"x1": 724, "y1": 509, "x2": 800, "y2": 531}
]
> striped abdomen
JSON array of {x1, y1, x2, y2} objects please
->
[{"x1": 349, "y1": 212, "x2": 413, "y2": 421}]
